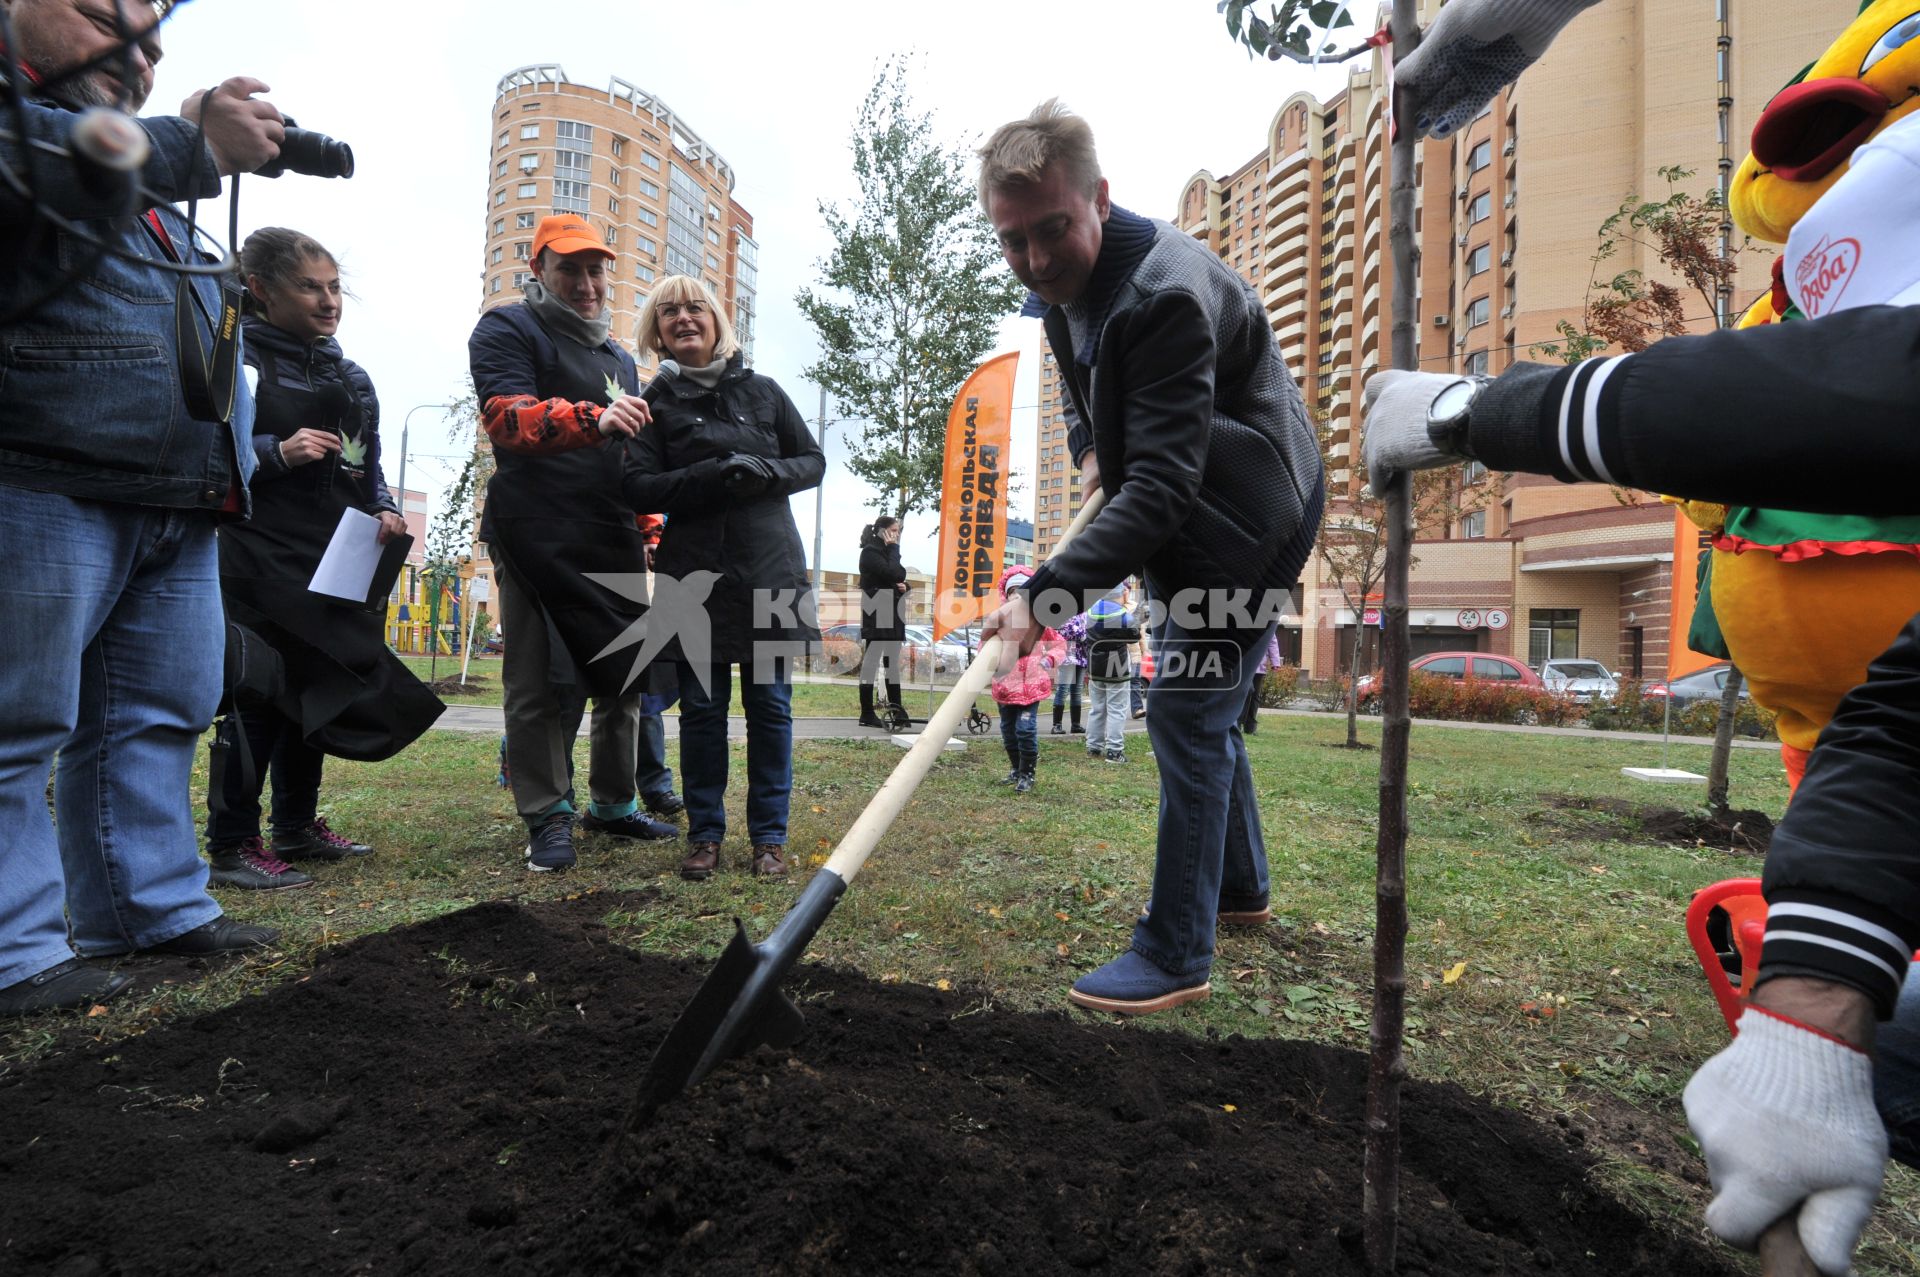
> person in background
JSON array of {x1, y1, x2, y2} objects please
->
[
  {"x1": 990, "y1": 567, "x2": 1064, "y2": 793},
  {"x1": 1051, "y1": 607, "x2": 1087, "y2": 735},
  {"x1": 0, "y1": 0, "x2": 289, "y2": 1015},
  {"x1": 469, "y1": 214, "x2": 678, "y2": 873},
  {"x1": 603, "y1": 275, "x2": 825, "y2": 881},
  {"x1": 856, "y1": 515, "x2": 910, "y2": 729},
  {"x1": 1083, "y1": 584, "x2": 1139, "y2": 763},
  {"x1": 203, "y1": 226, "x2": 440, "y2": 890},
  {"x1": 1240, "y1": 629, "x2": 1283, "y2": 735}
]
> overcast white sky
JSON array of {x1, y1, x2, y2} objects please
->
[{"x1": 144, "y1": 0, "x2": 1349, "y2": 572}]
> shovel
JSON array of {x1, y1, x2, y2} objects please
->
[{"x1": 629, "y1": 492, "x2": 1108, "y2": 1119}]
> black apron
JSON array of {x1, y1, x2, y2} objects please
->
[
  {"x1": 219, "y1": 341, "x2": 443, "y2": 762},
  {"x1": 483, "y1": 315, "x2": 652, "y2": 701}
]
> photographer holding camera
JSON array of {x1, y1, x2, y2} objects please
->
[{"x1": 0, "y1": 0, "x2": 289, "y2": 1015}]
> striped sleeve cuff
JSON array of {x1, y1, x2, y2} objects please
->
[
  {"x1": 1547, "y1": 354, "x2": 1636, "y2": 485},
  {"x1": 1759, "y1": 889, "x2": 1916, "y2": 1019}
]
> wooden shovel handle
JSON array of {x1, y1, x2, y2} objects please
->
[{"x1": 1759, "y1": 1216, "x2": 1820, "y2": 1277}]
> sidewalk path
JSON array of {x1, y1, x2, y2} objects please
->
[{"x1": 431, "y1": 702, "x2": 1770, "y2": 749}]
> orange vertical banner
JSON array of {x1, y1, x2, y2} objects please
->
[
  {"x1": 931, "y1": 351, "x2": 1018, "y2": 640},
  {"x1": 1668, "y1": 506, "x2": 1721, "y2": 679}
]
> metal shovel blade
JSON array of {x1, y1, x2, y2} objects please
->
[{"x1": 630, "y1": 867, "x2": 848, "y2": 1118}]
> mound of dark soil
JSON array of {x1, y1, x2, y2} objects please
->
[
  {"x1": 425, "y1": 673, "x2": 492, "y2": 697},
  {"x1": 0, "y1": 895, "x2": 1739, "y2": 1277},
  {"x1": 1538, "y1": 794, "x2": 1773, "y2": 854}
]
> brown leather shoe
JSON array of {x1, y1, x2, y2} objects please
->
[
  {"x1": 679, "y1": 840, "x2": 720, "y2": 881},
  {"x1": 750, "y1": 843, "x2": 788, "y2": 878}
]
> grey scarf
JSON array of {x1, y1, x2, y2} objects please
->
[
  {"x1": 658, "y1": 355, "x2": 730, "y2": 389},
  {"x1": 522, "y1": 279, "x2": 612, "y2": 348}
]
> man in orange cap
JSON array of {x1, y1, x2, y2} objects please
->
[{"x1": 468, "y1": 214, "x2": 679, "y2": 872}]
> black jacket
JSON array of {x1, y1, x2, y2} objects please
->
[
  {"x1": 1022, "y1": 207, "x2": 1324, "y2": 618},
  {"x1": 624, "y1": 356, "x2": 824, "y2": 666},
  {"x1": 858, "y1": 535, "x2": 908, "y2": 641}
]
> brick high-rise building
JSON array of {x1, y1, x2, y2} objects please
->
[
  {"x1": 469, "y1": 65, "x2": 759, "y2": 601},
  {"x1": 1151, "y1": 0, "x2": 1853, "y2": 679}
]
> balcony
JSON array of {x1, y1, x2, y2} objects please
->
[
  {"x1": 1276, "y1": 315, "x2": 1308, "y2": 350},
  {"x1": 1266, "y1": 265, "x2": 1309, "y2": 311},
  {"x1": 1330, "y1": 309, "x2": 1354, "y2": 343},
  {"x1": 1264, "y1": 246, "x2": 1309, "y2": 294},
  {"x1": 1270, "y1": 205, "x2": 1310, "y2": 249},
  {"x1": 1361, "y1": 315, "x2": 1380, "y2": 351}
]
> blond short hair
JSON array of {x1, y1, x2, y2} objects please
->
[
  {"x1": 976, "y1": 98, "x2": 1102, "y2": 214},
  {"x1": 637, "y1": 274, "x2": 740, "y2": 363}
]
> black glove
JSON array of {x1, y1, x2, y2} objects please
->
[{"x1": 719, "y1": 453, "x2": 776, "y2": 497}]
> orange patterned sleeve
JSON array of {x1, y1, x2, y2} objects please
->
[{"x1": 481, "y1": 394, "x2": 603, "y2": 454}]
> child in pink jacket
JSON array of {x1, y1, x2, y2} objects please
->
[{"x1": 990, "y1": 566, "x2": 1065, "y2": 793}]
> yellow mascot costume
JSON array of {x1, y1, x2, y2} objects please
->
[{"x1": 1705, "y1": 0, "x2": 1920, "y2": 792}]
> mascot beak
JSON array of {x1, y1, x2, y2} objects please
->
[{"x1": 1751, "y1": 78, "x2": 1891, "y2": 182}]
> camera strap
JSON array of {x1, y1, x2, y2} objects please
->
[{"x1": 165, "y1": 94, "x2": 243, "y2": 425}]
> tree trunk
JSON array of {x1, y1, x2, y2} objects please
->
[
  {"x1": 1365, "y1": 4, "x2": 1420, "y2": 1270},
  {"x1": 1706, "y1": 664, "x2": 1746, "y2": 820}
]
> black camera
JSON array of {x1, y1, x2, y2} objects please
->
[{"x1": 256, "y1": 115, "x2": 353, "y2": 180}]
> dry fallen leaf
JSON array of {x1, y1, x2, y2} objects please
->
[
  {"x1": 1055, "y1": 943, "x2": 1071, "y2": 958},
  {"x1": 1053, "y1": 910, "x2": 1070, "y2": 922},
  {"x1": 1442, "y1": 962, "x2": 1467, "y2": 985},
  {"x1": 87, "y1": 1005, "x2": 110, "y2": 1018},
  {"x1": 1221, "y1": 1104, "x2": 1238, "y2": 1113},
  {"x1": 810, "y1": 804, "x2": 826, "y2": 813},
  {"x1": 988, "y1": 906, "x2": 1003, "y2": 919},
  {"x1": 935, "y1": 978, "x2": 952, "y2": 992}
]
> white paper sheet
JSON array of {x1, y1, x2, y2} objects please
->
[{"x1": 309, "y1": 507, "x2": 383, "y2": 602}]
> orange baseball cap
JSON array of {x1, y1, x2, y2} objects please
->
[{"x1": 531, "y1": 214, "x2": 613, "y2": 261}]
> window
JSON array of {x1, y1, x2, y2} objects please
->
[
  {"x1": 706, "y1": 252, "x2": 720, "y2": 270},
  {"x1": 519, "y1": 123, "x2": 541, "y2": 140},
  {"x1": 638, "y1": 178, "x2": 660, "y2": 199},
  {"x1": 1467, "y1": 140, "x2": 1492, "y2": 173},
  {"x1": 1461, "y1": 509, "x2": 1486, "y2": 538},
  {"x1": 489, "y1": 276, "x2": 502, "y2": 294},
  {"x1": 517, "y1": 181, "x2": 537, "y2": 198},
  {"x1": 635, "y1": 263, "x2": 655, "y2": 283},
  {"x1": 489, "y1": 247, "x2": 502, "y2": 264},
  {"x1": 1423, "y1": 656, "x2": 1468, "y2": 679},
  {"x1": 1464, "y1": 350, "x2": 1489, "y2": 375},
  {"x1": 1466, "y1": 244, "x2": 1490, "y2": 276},
  {"x1": 1463, "y1": 459, "x2": 1487, "y2": 483},
  {"x1": 607, "y1": 197, "x2": 620, "y2": 217},
  {"x1": 496, "y1": 130, "x2": 508, "y2": 150},
  {"x1": 552, "y1": 180, "x2": 588, "y2": 213},
  {"x1": 1466, "y1": 297, "x2": 1490, "y2": 327},
  {"x1": 519, "y1": 154, "x2": 539, "y2": 173},
  {"x1": 493, "y1": 189, "x2": 506, "y2": 206},
  {"x1": 1527, "y1": 609, "x2": 1580, "y2": 666},
  {"x1": 610, "y1": 167, "x2": 622, "y2": 188},
  {"x1": 604, "y1": 227, "x2": 618, "y2": 248},
  {"x1": 610, "y1": 135, "x2": 625, "y2": 157},
  {"x1": 512, "y1": 271, "x2": 533, "y2": 289},
  {"x1": 495, "y1": 160, "x2": 507, "y2": 178},
  {"x1": 640, "y1": 150, "x2": 661, "y2": 170},
  {"x1": 514, "y1": 242, "x2": 530, "y2": 260},
  {"x1": 516, "y1": 211, "x2": 536, "y2": 229},
  {"x1": 636, "y1": 238, "x2": 655, "y2": 258},
  {"x1": 1472, "y1": 657, "x2": 1521, "y2": 681},
  {"x1": 1468, "y1": 192, "x2": 1491, "y2": 223},
  {"x1": 556, "y1": 120, "x2": 592, "y2": 148},
  {"x1": 707, "y1": 227, "x2": 721, "y2": 245},
  {"x1": 636, "y1": 207, "x2": 658, "y2": 227},
  {"x1": 492, "y1": 218, "x2": 504, "y2": 236}
]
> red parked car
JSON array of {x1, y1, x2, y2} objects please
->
[{"x1": 1354, "y1": 651, "x2": 1544, "y2": 703}]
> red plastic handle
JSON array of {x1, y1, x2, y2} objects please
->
[{"x1": 1686, "y1": 878, "x2": 1766, "y2": 1036}]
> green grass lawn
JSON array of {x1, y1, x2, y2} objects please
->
[{"x1": 9, "y1": 715, "x2": 1915, "y2": 1273}]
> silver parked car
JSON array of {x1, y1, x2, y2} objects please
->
[{"x1": 1540, "y1": 658, "x2": 1619, "y2": 704}]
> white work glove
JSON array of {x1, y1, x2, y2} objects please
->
[
  {"x1": 1360, "y1": 370, "x2": 1468, "y2": 481},
  {"x1": 1395, "y1": 0, "x2": 1604, "y2": 138},
  {"x1": 1683, "y1": 1008, "x2": 1888, "y2": 1276}
]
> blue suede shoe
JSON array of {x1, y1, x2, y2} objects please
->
[{"x1": 1068, "y1": 950, "x2": 1210, "y2": 1016}]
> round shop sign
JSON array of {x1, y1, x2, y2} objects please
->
[
  {"x1": 1485, "y1": 608, "x2": 1510, "y2": 630},
  {"x1": 1456, "y1": 608, "x2": 1481, "y2": 630}
]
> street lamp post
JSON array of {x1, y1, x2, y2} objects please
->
[
  {"x1": 397, "y1": 402, "x2": 459, "y2": 517},
  {"x1": 811, "y1": 386, "x2": 831, "y2": 606}
]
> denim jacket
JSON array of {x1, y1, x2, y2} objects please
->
[{"x1": 0, "y1": 91, "x2": 254, "y2": 511}]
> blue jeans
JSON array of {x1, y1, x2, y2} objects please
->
[
  {"x1": 999, "y1": 700, "x2": 1037, "y2": 765},
  {"x1": 1129, "y1": 612, "x2": 1276, "y2": 978},
  {"x1": 0, "y1": 489, "x2": 225, "y2": 986},
  {"x1": 677, "y1": 659, "x2": 793, "y2": 845},
  {"x1": 636, "y1": 711, "x2": 674, "y2": 801},
  {"x1": 1876, "y1": 967, "x2": 1920, "y2": 1169}
]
